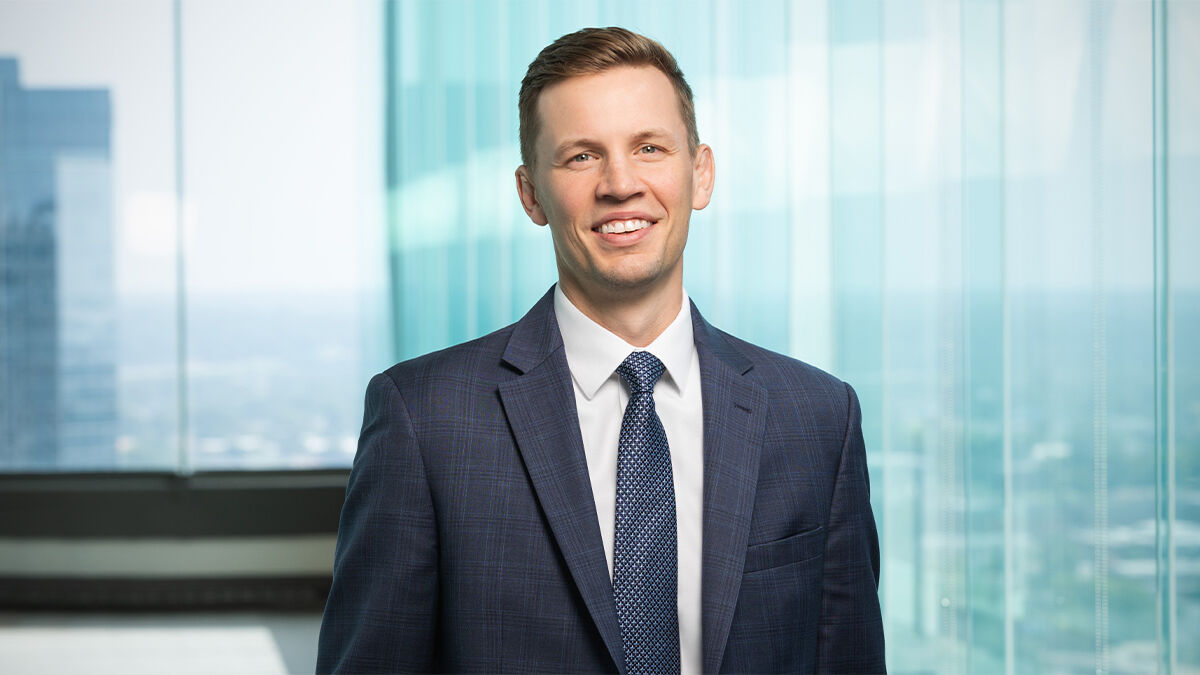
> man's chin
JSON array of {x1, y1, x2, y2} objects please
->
[
  {"x1": 558, "y1": 258, "x2": 681, "y2": 305},
  {"x1": 593, "y1": 264, "x2": 668, "y2": 290},
  {"x1": 587, "y1": 269, "x2": 685, "y2": 304}
]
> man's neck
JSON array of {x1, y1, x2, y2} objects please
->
[{"x1": 558, "y1": 280, "x2": 683, "y2": 348}]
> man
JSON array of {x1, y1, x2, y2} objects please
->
[{"x1": 317, "y1": 27, "x2": 884, "y2": 674}]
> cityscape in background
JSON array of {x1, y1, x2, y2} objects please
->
[
  {"x1": 0, "y1": 57, "x2": 116, "y2": 470},
  {"x1": 0, "y1": 57, "x2": 365, "y2": 472}
]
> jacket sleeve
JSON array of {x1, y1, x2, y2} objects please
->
[
  {"x1": 317, "y1": 372, "x2": 438, "y2": 673},
  {"x1": 816, "y1": 382, "x2": 886, "y2": 673}
]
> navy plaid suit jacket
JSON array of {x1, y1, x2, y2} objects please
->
[{"x1": 317, "y1": 287, "x2": 885, "y2": 673}]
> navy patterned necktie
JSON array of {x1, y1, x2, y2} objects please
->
[{"x1": 613, "y1": 351, "x2": 680, "y2": 675}]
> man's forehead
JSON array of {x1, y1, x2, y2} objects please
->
[{"x1": 534, "y1": 66, "x2": 686, "y2": 144}]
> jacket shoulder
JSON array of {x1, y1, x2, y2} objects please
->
[
  {"x1": 379, "y1": 322, "x2": 520, "y2": 395},
  {"x1": 720, "y1": 329, "x2": 847, "y2": 385},
  {"x1": 710, "y1": 328, "x2": 854, "y2": 415}
]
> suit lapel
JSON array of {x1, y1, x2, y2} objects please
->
[
  {"x1": 692, "y1": 307, "x2": 768, "y2": 674},
  {"x1": 497, "y1": 289, "x2": 627, "y2": 674}
]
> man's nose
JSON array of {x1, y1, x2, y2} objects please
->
[{"x1": 596, "y1": 155, "x2": 644, "y2": 201}]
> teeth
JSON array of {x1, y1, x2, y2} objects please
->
[{"x1": 599, "y1": 219, "x2": 651, "y2": 234}]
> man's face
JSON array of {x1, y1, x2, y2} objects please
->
[{"x1": 516, "y1": 66, "x2": 714, "y2": 308}]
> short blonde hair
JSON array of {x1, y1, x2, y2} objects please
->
[{"x1": 518, "y1": 27, "x2": 699, "y2": 166}]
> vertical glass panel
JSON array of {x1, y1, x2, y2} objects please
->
[
  {"x1": 689, "y1": 0, "x2": 791, "y2": 353},
  {"x1": 828, "y1": 2, "x2": 885, "y2": 502},
  {"x1": 783, "y1": 0, "x2": 834, "y2": 371},
  {"x1": 829, "y1": 0, "x2": 884, "y2": 410},
  {"x1": 960, "y1": 1, "x2": 1006, "y2": 671},
  {"x1": 1090, "y1": 1, "x2": 1157, "y2": 668},
  {"x1": 1004, "y1": 1, "x2": 1092, "y2": 667},
  {"x1": 180, "y1": 0, "x2": 387, "y2": 469},
  {"x1": 1167, "y1": 0, "x2": 1200, "y2": 670},
  {"x1": 1005, "y1": 1, "x2": 1157, "y2": 670},
  {"x1": 0, "y1": 0, "x2": 178, "y2": 471},
  {"x1": 877, "y1": 2, "x2": 967, "y2": 670},
  {"x1": 389, "y1": 0, "x2": 555, "y2": 360}
]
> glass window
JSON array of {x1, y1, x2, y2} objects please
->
[
  {"x1": 1, "y1": 0, "x2": 177, "y2": 470},
  {"x1": 0, "y1": 0, "x2": 387, "y2": 471},
  {"x1": 178, "y1": 0, "x2": 388, "y2": 470}
]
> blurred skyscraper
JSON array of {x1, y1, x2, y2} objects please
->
[{"x1": 0, "y1": 57, "x2": 116, "y2": 469}]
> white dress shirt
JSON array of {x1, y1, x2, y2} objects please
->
[{"x1": 554, "y1": 285, "x2": 704, "y2": 675}]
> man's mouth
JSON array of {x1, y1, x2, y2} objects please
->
[{"x1": 595, "y1": 218, "x2": 654, "y2": 235}]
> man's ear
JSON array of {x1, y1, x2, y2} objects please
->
[
  {"x1": 515, "y1": 166, "x2": 548, "y2": 226},
  {"x1": 691, "y1": 144, "x2": 715, "y2": 211}
]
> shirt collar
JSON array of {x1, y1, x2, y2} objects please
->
[{"x1": 554, "y1": 284, "x2": 696, "y2": 400}]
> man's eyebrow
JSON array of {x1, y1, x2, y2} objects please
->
[
  {"x1": 552, "y1": 129, "x2": 678, "y2": 158},
  {"x1": 552, "y1": 137, "x2": 600, "y2": 158},
  {"x1": 630, "y1": 128, "x2": 675, "y2": 143}
]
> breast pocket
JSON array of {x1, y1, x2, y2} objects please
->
[
  {"x1": 723, "y1": 526, "x2": 826, "y2": 672},
  {"x1": 742, "y1": 526, "x2": 825, "y2": 574}
]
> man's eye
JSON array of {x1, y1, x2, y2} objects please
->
[
  {"x1": 571, "y1": 153, "x2": 593, "y2": 163},
  {"x1": 639, "y1": 145, "x2": 659, "y2": 154}
]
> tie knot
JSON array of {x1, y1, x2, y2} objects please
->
[{"x1": 616, "y1": 351, "x2": 665, "y2": 394}]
